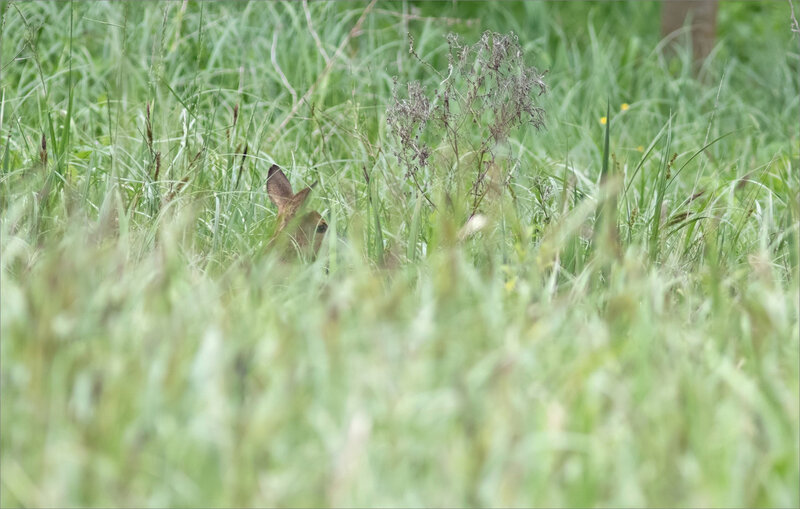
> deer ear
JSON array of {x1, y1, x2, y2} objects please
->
[
  {"x1": 277, "y1": 187, "x2": 313, "y2": 223},
  {"x1": 291, "y1": 187, "x2": 312, "y2": 208},
  {"x1": 267, "y1": 165, "x2": 294, "y2": 210}
]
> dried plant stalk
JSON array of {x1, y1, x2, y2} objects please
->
[{"x1": 387, "y1": 31, "x2": 547, "y2": 215}]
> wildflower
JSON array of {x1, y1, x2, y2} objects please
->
[
  {"x1": 621, "y1": 103, "x2": 630, "y2": 111},
  {"x1": 637, "y1": 145, "x2": 644, "y2": 152},
  {"x1": 600, "y1": 116, "x2": 607, "y2": 125}
]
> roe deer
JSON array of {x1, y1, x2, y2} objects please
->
[{"x1": 266, "y1": 164, "x2": 327, "y2": 258}]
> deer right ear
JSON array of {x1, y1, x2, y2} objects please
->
[{"x1": 267, "y1": 164, "x2": 294, "y2": 210}]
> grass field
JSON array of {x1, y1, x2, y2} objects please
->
[{"x1": 1, "y1": 1, "x2": 799, "y2": 507}]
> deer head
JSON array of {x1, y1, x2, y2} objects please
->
[{"x1": 266, "y1": 164, "x2": 327, "y2": 258}]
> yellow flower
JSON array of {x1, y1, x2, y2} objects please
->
[
  {"x1": 637, "y1": 145, "x2": 644, "y2": 152},
  {"x1": 621, "y1": 103, "x2": 630, "y2": 111},
  {"x1": 600, "y1": 117, "x2": 607, "y2": 125}
]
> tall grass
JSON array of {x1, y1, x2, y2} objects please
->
[{"x1": 1, "y1": 2, "x2": 798, "y2": 507}]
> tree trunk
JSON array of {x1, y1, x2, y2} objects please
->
[{"x1": 661, "y1": 0, "x2": 719, "y2": 65}]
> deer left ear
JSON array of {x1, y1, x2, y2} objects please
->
[
  {"x1": 291, "y1": 187, "x2": 312, "y2": 207},
  {"x1": 267, "y1": 165, "x2": 294, "y2": 210}
]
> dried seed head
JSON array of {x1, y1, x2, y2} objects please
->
[
  {"x1": 145, "y1": 102, "x2": 153, "y2": 149},
  {"x1": 154, "y1": 151, "x2": 161, "y2": 181},
  {"x1": 387, "y1": 31, "x2": 547, "y2": 212},
  {"x1": 40, "y1": 134, "x2": 47, "y2": 166}
]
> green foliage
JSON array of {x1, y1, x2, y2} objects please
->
[{"x1": 1, "y1": 2, "x2": 798, "y2": 507}]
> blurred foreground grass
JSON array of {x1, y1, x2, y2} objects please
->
[{"x1": 1, "y1": 1, "x2": 798, "y2": 507}]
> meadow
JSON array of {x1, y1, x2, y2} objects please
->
[{"x1": 1, "y1": 1, "x2": 798, "y2": 507}]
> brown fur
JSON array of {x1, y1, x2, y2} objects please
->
[{"x1": 267, "y1": 164, "x2": 327, "y2": 258}]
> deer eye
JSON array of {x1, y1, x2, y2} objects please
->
[{"x1": 316, "y1": 223, "x2": 328, "y2": 234}]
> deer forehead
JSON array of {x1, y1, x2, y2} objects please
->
[
  {"x1": 279, "y1": 209, "x2": 326, "y2": 231},
  {"x1": 301, "y1": 210, "x2": 325, "y2": 224}
]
